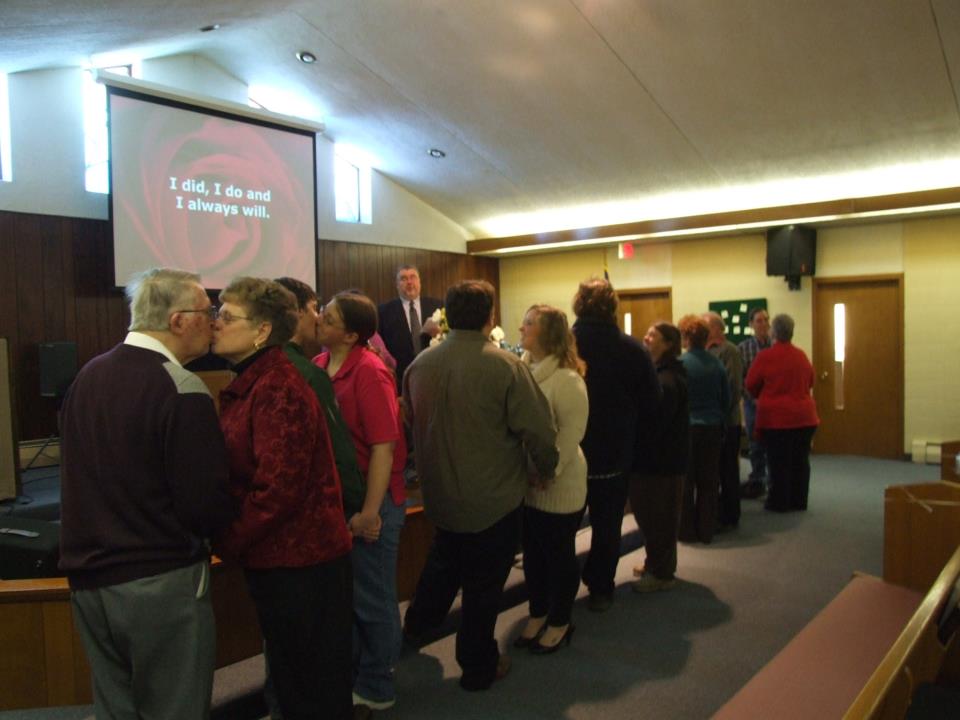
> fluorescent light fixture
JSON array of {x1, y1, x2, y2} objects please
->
[
  {"x1": 0, "y1": 73, "x2": 11, "y2": 181},
  {"x1": 487, "y1": 198, "x2": 960, "y2": 255},
  {"x1": 477, "y1": 157, "x2": 960, "y2": 238},
  {"x1": 490, "y1": 215, "x2": 843, "y2": 254}
]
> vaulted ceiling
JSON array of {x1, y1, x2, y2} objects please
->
[{"x1": 3, "y1": 0, "x2": 960, "y2": 237}]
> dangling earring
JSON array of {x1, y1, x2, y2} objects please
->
[{"x1": 254, "y1": 340, "x2": 263, "y2": 351}]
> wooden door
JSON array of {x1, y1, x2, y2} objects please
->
[
  {"x1": 617, "y1": 288, "x2": 672, "y2": 341},
  {"x1": 811, "y1": 276, "x2": 903, "y2": 458}
]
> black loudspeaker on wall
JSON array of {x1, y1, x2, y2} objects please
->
[
  {"x1": 766, "y1": 225, "x2": 817, "y2": 291},
  {"x1": 39, "y1": 341, "x2": 78, "y2": 399}
]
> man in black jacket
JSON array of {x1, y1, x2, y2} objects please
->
[{"x1": 377, "y1": 265, "x2": 442, "y2": 390}]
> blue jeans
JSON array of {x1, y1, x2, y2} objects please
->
[
  {"x1": 743, "y1": 396, "x2": 767, "y2": 484},
  {"x1": 352, "y1": 495, "x2": 405, "y2": 704}
]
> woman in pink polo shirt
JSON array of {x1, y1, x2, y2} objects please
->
[{"x1": 315, "y1": 291, "x2": 407, "y2": 715}]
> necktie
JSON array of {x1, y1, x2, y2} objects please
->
[{"x1": 409, "y1": 301, "x2": 422, "y2": 352}]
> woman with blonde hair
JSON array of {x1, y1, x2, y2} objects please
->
[{"x1": 514, "y1": 304, "x2": 589, "y2": 654}]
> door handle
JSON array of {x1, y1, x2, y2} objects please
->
[{"x1": 820, "y1": 371, "x2": 829, "y2": 380}]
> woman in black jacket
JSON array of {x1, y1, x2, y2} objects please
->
[
  {"x1": 571, "y1": 279, "x2": 660, "y2": 612},
  {"x1": 630, "y1": 322, "x2": 690, "y2": 593}
]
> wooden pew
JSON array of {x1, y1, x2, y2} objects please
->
[
  {"x1": 712, "y1": 545, "x2": 960, "y2": 720},
  {"x1": 883, "y1": 482, "x2": 960, "y2": 593},
  {"x1": 845, "y1": 545, "x2": 960, "y2": 718}
]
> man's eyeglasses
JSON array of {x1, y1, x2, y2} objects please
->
[
  {"x1": 174, "y1": 306, "x2": 250, "y2": 324},
  {"x1": 175, "y1": 306, "x2": 218, "y2": 320}
]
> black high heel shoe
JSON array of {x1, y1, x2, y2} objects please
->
[
  {"x1": 513, "y1": 623, "x2": 546, "y2": 648},
  {"x1": 529, "y1": 624, "x2": 575, "y2": 655}
]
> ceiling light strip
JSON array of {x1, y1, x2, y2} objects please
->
[{"x1": 468, "y1": 187, "x2": 960, "y2": 255}]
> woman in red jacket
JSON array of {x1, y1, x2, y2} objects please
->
[
  {"x1": 744, "y1": 313, "x2": 819, "y2": 513},
  {"x1": 212, "y1": 277, "x2": 353, "y2": 720}
]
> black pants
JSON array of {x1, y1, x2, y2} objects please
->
[
  {"x1": 718, "y1": 424, "x2": 742, "y2": 526},
  {"x1": 581, "y1": 473, "x2": 629, "y2": 596},
  {"x1": 762, "y1": 426, "x2": 817, "y2": 512},
  {"x1": 629, "y1": 472, "x2": 683, "y2": 580},
  {"x1": 245, "y1": 557, "x2": 353, "y2": 720},
  {"x1": 680, "y1": 426, "x2": 722, "y2": 544},
  {"x1": 522, "y1": 505, "x2": 586, "y2": 627},
  {"x1": 404, "y1": 507, "x2": 520, "y2": 691}
]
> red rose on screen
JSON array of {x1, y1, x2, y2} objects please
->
[{"x1": 119, "y1": 114, "x2": 311, "y2": 285}]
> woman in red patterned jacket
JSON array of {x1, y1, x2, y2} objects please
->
[{"x1": 212, "y1": 277, "x2": 353, "y2": 720}]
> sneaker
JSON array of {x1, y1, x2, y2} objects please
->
[
  {"x1": 352, "y1": 692, "x2": 395, "y2": 711},
  {"x1": 632, "y1": 574, "x2": 677, "y2": 593},
  {"x1": 588, "y1": 592, "x2": 614, "y2": 612}
]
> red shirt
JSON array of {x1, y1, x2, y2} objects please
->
[
  {"x1": 217, "y1": 347, "x2": 352, "y2": 568},
  {"x1": 315, "y1": 346, "x2": 407, "y2": 506},
  {"x1": 745, "y1": 341, "x2": 820, "y2": 431}
]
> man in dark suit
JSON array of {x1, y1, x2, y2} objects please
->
[{"x1": 378, "y1": 264, "x2": 442, "y2": 390}]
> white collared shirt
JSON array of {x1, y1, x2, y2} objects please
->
[{"x1": 124, "y1": 331, "x2": 182, "y2": 367}]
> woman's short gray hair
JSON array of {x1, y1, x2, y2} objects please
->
[
  {"x1": 126, "y1": 268, "x2": 202, "y2": 331},
  {"x1": 771, "y1": 313, "x2": 795, "y2": 342}
]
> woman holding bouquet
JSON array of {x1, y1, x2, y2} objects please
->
[
  {"x1": 314, "y1": 291, "x2": 407, "y2": 714},
  {"x1": 514, "y1": 304, "x2": 589, "y2": 654}
]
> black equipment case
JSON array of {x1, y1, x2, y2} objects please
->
[{"x1": 0, "y1": 517, "x2": 60, "y2": 579}]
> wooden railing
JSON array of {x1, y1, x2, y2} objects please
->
[{"x1": 0, "y1": 506, "x2": 434, "y2": 711}]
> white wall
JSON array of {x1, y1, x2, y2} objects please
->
[{"x1": 0, "y1": 56, "x2": 469, "y2": 252}]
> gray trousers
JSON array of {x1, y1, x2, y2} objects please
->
[{"x1": 71, "y1": 560, "x2": 215, "y2": 720}]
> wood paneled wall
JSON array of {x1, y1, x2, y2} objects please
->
[
  {"x1": 0, "y1": 209, "x2": 498, "y2": 442},
  {"x1": 316, "y1": 238, "x2": 500, "y2": 310}
]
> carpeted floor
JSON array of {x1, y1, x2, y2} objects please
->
[{"x1": 1, "y1": 455, "x2": 940, "y2": 720}]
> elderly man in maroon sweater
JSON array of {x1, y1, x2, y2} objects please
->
[{"x1": 59, "y1": 268, "x2": 233, "y2": 720}]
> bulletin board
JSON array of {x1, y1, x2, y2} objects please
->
[{"x1": 708, "y1": 298, "x2": 767, "y2": 345}]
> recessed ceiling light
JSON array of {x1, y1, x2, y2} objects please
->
[
  {"x1": 296, "y1": 51, "x2": 317, "y2": 64},
  {"x1": 428, "y1": 148, "x2": 446, "y2": 159},
  {"x1": 199, "y1": 24, "x2": 221, "y2": 32}
]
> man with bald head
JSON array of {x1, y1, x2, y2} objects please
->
[{"x1": 704, "y1": 312, "x2": 744, "y2": 530}]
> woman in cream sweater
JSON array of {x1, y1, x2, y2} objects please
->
[{"x1": 515, "y1": 304, "x2": 589, "y2": 654}]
